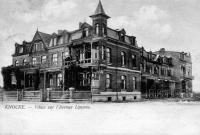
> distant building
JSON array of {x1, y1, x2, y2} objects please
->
[
  {"x1": 155, "y1": 48, "x2": 193, "y2": 98},
  {"x1": 1, "y1": 1, "x2": 193, "y2": 102}
]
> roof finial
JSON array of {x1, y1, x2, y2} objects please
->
[{"x1": 36, "y1": 26, "x2": 39, "y2": 32}]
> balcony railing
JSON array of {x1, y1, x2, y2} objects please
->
[
  {"x1": 64, "y1": 58, "x2": 99, "y2": 67},
  {"x1": 14, "y1": 62, "x2": 60, "y2": 69}
]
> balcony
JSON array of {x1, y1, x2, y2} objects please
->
[{"x1": 64, "y1": 58, "x2": 99, "y2": 67}]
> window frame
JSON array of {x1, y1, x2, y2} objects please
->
[
  {"x1": 32, "y1": 57, "x2": 37, "y2": 65},
  {"x1": 41, "y1": 56, "x2": 47, "y2": 64},
  {"x1": 106, "y1": 74, "x2": 112, "y2": 89},
  {"x1": 121, "y1": 75, "x2": 126, "y2": 90},
  {"x1": 106, "y1": 47, "x2": 111, "y2": 63},
  {"x1": 52, "y1": 53, "x2": 58, "y2": 65}
]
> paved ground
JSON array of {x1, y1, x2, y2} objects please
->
[{"x1": 0, "y1": 101, "x2": 200, "y2": 135}]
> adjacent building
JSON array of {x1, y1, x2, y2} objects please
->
[{"x1": 1, "y1": 1, "x2": 193, "y2": 102}]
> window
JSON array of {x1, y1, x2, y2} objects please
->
[
  {"x1": 102, "y1": 24, "x2": 106, "y2": 35},
  {"x1": 32, "y1": 57, "x2": 37, "y2": 65},
  {"x1": 49, "y1": 39, "x2": 53, "y2": 47},
  {"x1": 54, "y1": 38, "x2": 57, "y2": 46},
  {"x1": 11, "y1": 74, "x2": 16, "y2": 85},
  {"x1": 146, "y1": 66, "x2": 152, "y2": 74},
  {"x1": 180, "y1": 53, "x2": 184, "y2": 60},
  {"x1": 106, "y1": 74, "x2": 111, "y2": 89},
  {"x1": 132, "y1": 54, "x2": 136, "y2": 67},
  {"x1": 121, "y1": 75, "x2": 126, "y2": 90},
  {"x1": 41, "y1": 56, "x2": 47, "y2": 64},
  {"x1": 181, "y1": 66, "x2": 186, "y2": 75},
  {"x1": 120, "y1": 52, "x2": 127, "y2": 66},
  {"x1": 101, "y1": 46, "x2": 105, "y2": 60},
  {"x1": 161, "y1": 68, "x2": 165, "y2": 75},
  {"x1": 154, "y1": 67, "x2": 159, "y2": 75},
  {"x1": 83, "y1": 28, "x2": 89, "y2": 37},
  {"x1": 95, "y1": 24, "x2": 99, "y2": 35},
  {"x1": 106, "y1": 48, "x2": 111, "y2": 63},
  {"x1": 62, "y1": 51, "x2": 69, "y2": 60},
  {"x1": 23, "y1": 59, "x2": 27, "y2": 66},
  {"x1": 57, "y1": 73, "x2": 63, "y2": 87},
  {"x1": 120, "y1": 33, "x2": 125, "y2": 42},
  {"x1": 133, "y1": 77, "x2": 137, "y2": 90},
  {"x1": 79, "y1": 73, "x2": 90, "y2": 86},
  {"x1": 167, "y1": 69, "x2": 171, "y2": 76},
  {"x1": 52, "y1": 54, "x2": 58, "y2": 65},
  {"x1": 58, "y1": 36, "x2": 63, "y2": 45},
  {"x1": 49, "y1": 74, "x2": 53, "y2": 87},
  {"x1": 15, "y1": 60, "x2": 19, "y2": 66},
  {"x1": 19, "y1": 47, "x2": 23, "y2": 53}
]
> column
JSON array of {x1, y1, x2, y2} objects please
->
[
  {"x1": 91, "y1": 42, "x2": 93, "y2": 63},
  {"x1": 43, "y1": 72, "x2": 47, "y2": 102},
  {"x1": 62, "y1": 69, "x2": 65, "y2": 93},
  {"x1": 24, "y1": 71, "x2": 26, "y2": 89}
]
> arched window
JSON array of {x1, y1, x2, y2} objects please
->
[
  {"x1": 95, "y1": 24, "x2": 99, "y2": 35},
  {"x1": 15, "y1": 60, "x2": 19, "y2": 66},
  {"x1": 133, "y1": 77, "x2": 137, "y2": 90},
  {"x1": 23, "y1": 59, "x2": 27, "y2": 66},
  {"x1": 132, "y1": 54, "x2": 136, "y2": 67},
  {"x1": 106, "y1": 74, "x2": 111, "y2": 89},
  {"x1": 121, "y1": 75, "x2": 126, "y2": 90},
  {"x1": 106, "y1": 48, "x2": 111, "y2": 63},
  {"x1": 121, "y1": 52, "x2": 126, "y2": 66}
]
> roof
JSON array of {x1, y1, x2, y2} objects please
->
[
  {"x1": 38, "y1": 31, "x2": 52, "y2": 45},
  {"x1": 90, "y1": 0, "x2": 110, "y2": 18}
]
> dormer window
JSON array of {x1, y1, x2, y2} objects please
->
[
  {"x1": 49, "y1": 39, "x2": 53, "y2": 47},
  {"x1": 19, "y1": 46, "x2": 23, "y2": 53},
  {"x1": 120, "y1": 33, "x2": 125, "y2": 42},
  {"x1": 95, "y1": 24, "x2": 99, "y2": 35},
  {"x1": 58, "y1": 36, "x2": 63, "y2": 45},
  {"x1": 83, "y1": 28, "x2": 89, "y2": 37},
  {"x1": 54, "y1": 38, "x2": 57, "y2": 46}
]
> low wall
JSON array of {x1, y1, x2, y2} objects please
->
[{"x1": 92, "y1": 91, "x2": 141, "y2": 102}]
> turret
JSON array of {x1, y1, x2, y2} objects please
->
[{"x1": 90, "y1": 0, "x2": 110, "y2": 36}]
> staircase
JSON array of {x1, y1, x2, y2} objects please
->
[
  {"x1": 22, "y1": 91, "x2": 41, "y2": 102},
  {"x1": 3, "y1": 91, "x2": 18, "y2": 101}
]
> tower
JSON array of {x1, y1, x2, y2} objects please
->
[{"x1": 90, "y1": 0, "x2": 110, "y2": 36}]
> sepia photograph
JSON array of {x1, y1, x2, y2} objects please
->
[{"x1": 0, "y1": 0, "x2": 200, "y2": 134}]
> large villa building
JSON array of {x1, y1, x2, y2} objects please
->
[{"x1": 1, "y1": 1, "x2": 193, "y2": 102}]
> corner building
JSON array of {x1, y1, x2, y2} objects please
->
[{"x1": 2, "y1": 1, "x2": 141, "y2": 102}]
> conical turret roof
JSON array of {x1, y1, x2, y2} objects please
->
[{"x1": 90, "y1": 0, "x2": 110, "y2": 18}]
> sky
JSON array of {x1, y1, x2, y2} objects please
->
[{"x1": 0, "y1": 0, "x2": 199, "y2": 91}]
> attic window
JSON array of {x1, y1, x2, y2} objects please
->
[
  {"x1": 83, "y1": 28, "x2": 89, "y2": 37},
  {"x1": 19, "y1": 46, "x2": 23, "y2": 53},
  {"x1": 120, "y1": 33, "x2": 125, "y2": 42}
]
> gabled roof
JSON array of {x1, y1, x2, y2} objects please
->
[
  {"x1": 79, "y1": 22, "x2": 92, "y2": 29},
  {"x1": 32, "y1": 30, "x2": 51, "y2": 46}
]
